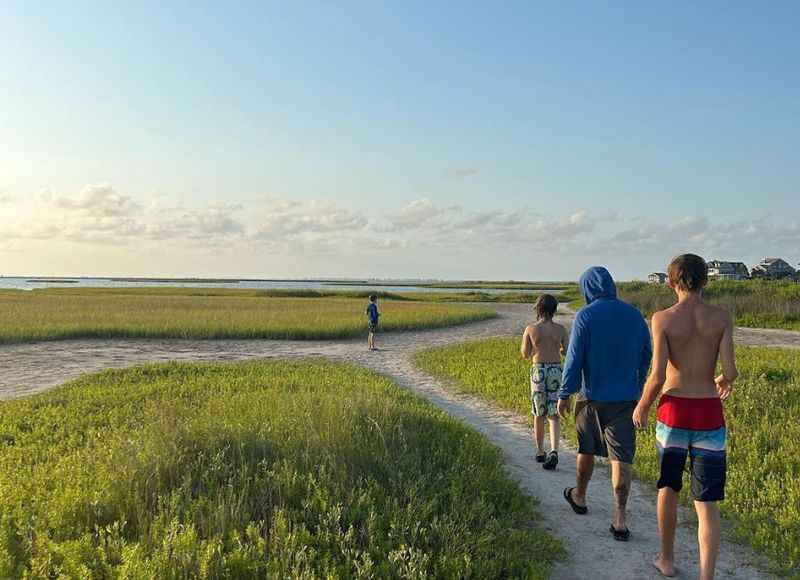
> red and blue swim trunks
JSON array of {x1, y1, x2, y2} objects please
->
[{"x1": 655, "y1": 394, "x2": 726, "y2": 502}]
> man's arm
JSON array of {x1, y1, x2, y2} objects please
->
[
  {"x1": 520, "y1": 326, "x2": 534, "y2": 359},
  {"x1": 559, "y1": 315, "x2": 586, "y2": 399},
  {"x1": 715, "y1": 312, "x2": 737, "y2": 400},
  {"x1": 633, "y1": 312, "x2": 668, "y2": 428}
]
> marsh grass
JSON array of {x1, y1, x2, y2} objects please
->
[
  {"x1": 414, "y1": 339, "x2": 800, "y2": 576},
  {"x1": 568, "y1": 280, "x2": 800, "y2": 330},
  {"x1": 0, "y1": 359, "x2": 562, "y2": 578},
  {"x1": 0, "y1": 289, "x2": 495, "y2": 344}
]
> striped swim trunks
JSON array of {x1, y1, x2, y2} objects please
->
[{"x1": 655, "y1": 394, "x2": 727, "y2": 502}]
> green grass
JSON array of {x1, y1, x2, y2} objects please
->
[
  {"x1": 567, "y1": 280, "x2": 800, "y2": 331},
  {"x1": 0, "y1": 359, "x2": 562, "y2": 578},
  {"x1": 336, "y1": 281, "x2": 576, "y2": 291},
  {"x1": 0, "y1": 288, "x2": 495, "y2": 344},
  {"x1": 414, "y1": 339, "x2": 800, "y2": 576},
  {"x1": 398, "y1": 291, "x2": 570, "y2": 304}
]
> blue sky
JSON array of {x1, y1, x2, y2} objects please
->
[{"x1": 1, "y1": 1, "x2": 798, "y2": 279}]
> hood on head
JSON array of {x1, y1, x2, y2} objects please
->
[{"x1": 579, "y1": 266, "x2": 617, "y2": 304}]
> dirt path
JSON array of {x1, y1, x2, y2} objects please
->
[{"x1": 1, "y1": 303, "x2": 794, "y2": 578}]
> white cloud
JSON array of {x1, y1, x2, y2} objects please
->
[
  {"x1": 446, "y1": 168, "x2": 480, "y2": 179},
  {"x1": 2, "y1": 184, "x2": 798, "y2": 278},
  {"x1": 383, "y1": 198, "x2": 460, "y2": 232},
  {"x1": 146, "y1": 204, "x2": 245, "y2": 241},
  {"x1": 252, "y1": 199, "x2": 368, "y2": 242},
  {"x1": 53, "y1": 184, "x2": 142, "y2": 217}
]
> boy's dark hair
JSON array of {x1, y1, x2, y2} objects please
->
[
  {"x1": 668, "y1": 254, "x2": 708, "y2": 292},
  {"x1": 535, "y1": 294, "x2": 558, "y2": 320},
  {"x1": 369, "y1": 294, "x2": 378, "y2": 302}
]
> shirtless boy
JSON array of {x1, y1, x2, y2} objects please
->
[
  {"x1": 633, "y1": 254, "x2": 737, "y2": 580},
  {"x1": 520, "y1": 294, "x2": 568, "y2": 470}
]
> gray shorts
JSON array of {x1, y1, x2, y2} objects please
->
[{"x1": 575, "y1": 399, "x2": 636, "y2": 464}]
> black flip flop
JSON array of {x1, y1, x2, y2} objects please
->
[
  {"x1": 543, "y1": 451, "x2": 558, "y2": 470},
  {"x1": 563, "y1": 487, "x2": 588, "y2": 515},
  {"x1": 609, "y1": 524, "x2": 630, "y2": 542},
  {"x1": 535, "y1": 453, "x2": 546, "y2": 463}
]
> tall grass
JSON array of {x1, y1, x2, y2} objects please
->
[
  {"x1": 0, "y1": 359, "x2": 562, "y2": 578},
  {"x1": 567, "y1": 280, "x2": 800, "y2": 331},
  {"x1": 0, "y1": 289, "x2": 495, "y2": 344},
  {"x1": 414, "y1": 339, "x2": 800, "y2": 576}
]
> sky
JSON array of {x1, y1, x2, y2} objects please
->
[{"x1": 1, "y1": 1, "x2": 799, "y2": 280}]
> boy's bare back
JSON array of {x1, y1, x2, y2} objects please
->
[
  {"x1": 655, "y1": 299, "x2": 735, "y2": 398},
  {"x1": 523, "y1": 320, "x2": 568, "y2": 364}
]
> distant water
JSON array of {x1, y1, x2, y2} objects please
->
[{"x1": 0, "y1": 277, "x2": 548, "y2": 295}]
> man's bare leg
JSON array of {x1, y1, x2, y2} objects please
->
[
  {"x1": 695, "y1": 501, "x2": 721, "y2": 580},
  {"x1": 533, "y1": 415, "x2": 546, "y2": 454},
  {"x1": 654, "y1": 488, "x2": 678, "y2": 576},
  {"x1": 548, "y1": 417, "x2": 560, "y2": 453},
  {"x1": 572, "y1": 453, "x2": 594, "y2": 506},
  {"x1": 611, "y1": 461, "x2": 632, "y2": 530}
]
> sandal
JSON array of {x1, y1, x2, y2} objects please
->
[
  {"x1": 563, "y1": 487, "x2": 588, "y2": 515},
  {"x1": 609, "y1": 524, "x2": 630, "y2": 542},
  {"x1": 543, "y1": 451, "x2": 558, "y2": 470}
]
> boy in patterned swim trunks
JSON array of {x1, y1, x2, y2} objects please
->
[
  {"x1": 521, "y1": 294, "x2": 568, "y2": 470},
  {"x1": 634, "y1": 254, "x2": 737, "y2": 580}
]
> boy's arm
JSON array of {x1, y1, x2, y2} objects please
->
[
  {"x1": 560, "y1": 325, "x2": 569, "y2": 358},
  {"x1": 639, "y1": 318, "x2": 653, "y2": 390},
  {"x1": 715, "y1": 312, "x2": 737, "y2": 400},
  {"x1": 633, "y1": 312, "x2": 668, "y2": 428},
  {"x1": 520, "y1": 326, "x2": 534, "y2": 359}
]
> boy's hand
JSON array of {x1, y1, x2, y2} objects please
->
[
  {"x1": 557, "y1": 398, "x2": 572, "y2": 419},
  {"x1": 715, "y1": 375, "x2": 733, "y2": 401},
  {"x1": 632, "y1": 403, "x2": 649, "y2": 429}
]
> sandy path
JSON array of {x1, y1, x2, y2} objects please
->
[{"x1": 1, "y1": 303, "x2": 794, "y2": 578}]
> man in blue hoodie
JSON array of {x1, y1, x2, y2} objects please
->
[{"x1": 557, "y1": 266, "x2": 652, "y2": 541}]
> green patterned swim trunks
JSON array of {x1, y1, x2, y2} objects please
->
[{"x1": 530, "y1": 363, "x2": 563, "y2": 418}]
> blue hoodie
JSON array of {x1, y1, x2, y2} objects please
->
[{"x1": 559, "y1": 267, "x2": 652, "y2": 402}]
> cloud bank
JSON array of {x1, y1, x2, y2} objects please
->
[{"x1": 1, "y1": 185, "x2": 798, "y2": 279}]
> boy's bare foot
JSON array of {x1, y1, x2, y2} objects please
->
[{"x1": 652, "y1": 554, "x2": 675, "y2": 577}]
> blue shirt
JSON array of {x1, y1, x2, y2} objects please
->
[
  {"x1": 366, "y1": 303, "x2": 379, "y2": 323},
  {"x1": 559, "y1": 267, "x2": 652, "y2": 403}
]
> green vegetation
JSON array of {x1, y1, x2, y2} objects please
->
[
  {"x1": 414, "y1": 339, "x2": 800, "y2": 576},
  {"x1": 0, "y1": 359, "x2": 561, "y2": 578},
  {"x1": 422, "y1": 281, "x2": 574, "y2": 291},
  {"x1": 567, "y1": 279, "x2": 800, "y2": 331},
  {"x1": 0, "y1": 288, "x2": 495, "y2": 344},
  {"x1": 332, "y1": 280, "x2": 576, "y2": 291},
  {"x1": 399, "y1": 291, "x2": 570, "y2": 304}
]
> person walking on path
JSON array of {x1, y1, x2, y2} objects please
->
[
  {"x1": 520, "y1": 294, "x2": 568, "y2": 470},
  {"x1": 558, "y1": 266, "x2": 652, "y2": 541},
  {"x1": 366, "y1": 294, "x2": 380, "y2": 351},
  {"x1": 633, "y1": 254, "x2": 737, "y2": 579}
]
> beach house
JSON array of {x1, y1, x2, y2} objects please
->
[
  {"x1": 648, "y1": 272, "x2": 668, "y2": 284},
  {"x1": 750, "y1": 257, "x2": 796, "y2": 280},
  {"x1": 707, "y1": 260, "x2": 750, "y2": 281}
]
